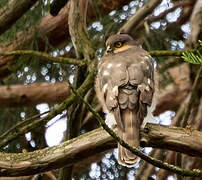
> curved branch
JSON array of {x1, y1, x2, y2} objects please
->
[
  {"x1": 68, "y1": 0, "x2": 95, "y2": 61},
  {"x1": 0, "y1": 127, "x2": 115, "y2": 177},
  {"x1": 64, "y1": 0, "x2": 95, "y2": 178},
  {"x1": 71, "y1": 86, "x2": 202, "y2": 177},
  {"x1": 1, "y1": 124, "x2": 202, "y2": 177}
]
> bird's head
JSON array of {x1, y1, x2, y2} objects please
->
[{"x1": 105, "y1": 34, "x2": 135, "y2": 54}]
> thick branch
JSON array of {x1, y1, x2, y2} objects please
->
[
  {"x1": 0, "y1": 82, "x2": 70, "y2": 108},
  {"x1": 0, "y1": 127, "x2": 115, "y2": 177},
  {"x1": 141, "y1": 124, "x2": 202, "y2": 157},
  {"x1": 189, "y1": 0, "x2": 202, "y2": 46},
  {"x1": 64, "y1": 0, "x2": 95, "y2": 178},
  {"x1": 68, "y1": 0, "x2": 94, "y2": 61},
  {"x1": 0, "y1": 0, "x2": 38, "y2": 35},
  {"x1": 1, "y1": 124, "x2": 202, "y2": 177}
]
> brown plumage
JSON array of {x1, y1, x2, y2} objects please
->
[{"x1": 95, "y1": 34, "x2": 155, "y2": 166}]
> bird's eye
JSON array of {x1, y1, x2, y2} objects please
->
[{"x1": 114, "y1": 42, "x2": 123, "y2": 48}]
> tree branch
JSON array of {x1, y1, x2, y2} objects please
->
[
  {"x1": 71, "y1": 86, "x2": 202, "y2": 177},
  {"x1": 0, "y1": 0, "x2": 39, "y2": 35},
  {"x1": 149, "y1": 49, "x2": 202, "y2": 57},
  {"x1": 63, "y1": 0, "x2": 96, "y2": 179},
  {"x1": 0, "y1": 127, "x2": 115, "y2": 177},
  {"x1": 0, "y1": 50, "x2": 85, "y2": 66},
  {"x1": 0, "y1": 82, "x2": 70, "y2": 108},
  {"x1": 0, "y1": 71, "x2": 95, "y2": 148},
  {"x1": 141, "y1": 124, "x2": 202, "y2": 157},
  {"x1": 0, "y1": 0, "x2": 131, "y2": 80},
  {"x1": 1, "y1": 124, "x2": 202, "y2": 177},
  {"x1": 68, "y1": 0, "x2": 95, "y2": 61},
  {"x1": 0, "y1": 49, "x2": 200, "y2": 69}
]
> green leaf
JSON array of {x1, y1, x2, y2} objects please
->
[
  {"x1": 182, "y1": 51, "x2": 202, "y2": 65},
  {"x1": 181, "y1": 40, "x2": 202, "y2": 65}
]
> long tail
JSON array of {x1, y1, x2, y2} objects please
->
[{"x1": 118, "y1": 108, "x2": 140, "y2": 167}]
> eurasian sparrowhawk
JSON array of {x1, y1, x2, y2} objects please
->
[{"x1": 95, "y1": 34, "x2": 156, "y2": 166}]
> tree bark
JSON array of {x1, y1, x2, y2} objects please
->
[
  {"x1": 0, "y1": 124, "x2": 202, "y2": 177},
  {"x1": 0, "y1": 0, "x2": 39, "y2": 35},
  {"x1": 188, "y1": 0, "x2": 202, "y2": 47},
  {"x1": 0, "y1": 82, "x2": 70, "y2": 107}
]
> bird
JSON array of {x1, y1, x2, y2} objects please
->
[{"x1": 95, "y1": 34, "x2": 156, "y2": 167}]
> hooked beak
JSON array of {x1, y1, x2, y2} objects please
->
[{"x1": 106, "y1": 45, "x2": 113, "y2": 54}]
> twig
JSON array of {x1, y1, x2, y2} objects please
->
[
  {"x1": 0, "y1": 49, "x2": 200, "y2": 66},
  {"x1": 135, "y1": 149, "x2": 161, "y2": 179},
  {"x1": 0, "y1": 110, "x2": 49, "y2": 139},
  {"x1": 0, "y1": 71, "x2": 95, "y2": 148},
  {"x1": 149, "y1": 49, "x2": 201, "y2": 57},
  {"x1": 70, "y1": 85, "x2": 202, "y2": 177},
  {"x1": 0, "y1": 50, "x2": 86, "y2": 66},
  {"x1": 0, "y1": 126, "x2": 115, "y2": 176}
]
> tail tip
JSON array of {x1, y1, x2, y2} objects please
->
[{"x1": 118, "y1": 157, "x2": 141, "y2": 167}]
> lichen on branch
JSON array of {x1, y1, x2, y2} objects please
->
[{"x1": 0, "y1": 50, "x2": 86, "y2": 66}]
